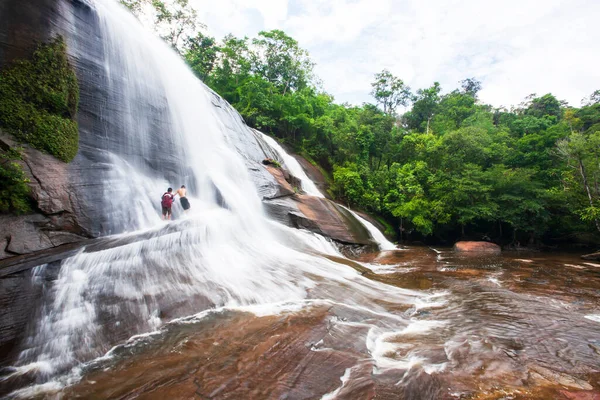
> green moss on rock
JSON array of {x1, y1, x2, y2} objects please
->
[
  {"x1": 0, "y1": 148, "x2": 31, "y2": 214},
  {"x1": 0, "y1": 36, "x2": 79, "y2": 162}
]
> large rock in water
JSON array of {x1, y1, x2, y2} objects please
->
[
  {"x1": 263, "y1": 195, "x2": 375, "y2": 247},
  {"x1": 454, "y1": 241, "x2": 501, "y2": 254}
]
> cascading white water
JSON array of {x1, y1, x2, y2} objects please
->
[
  {"x1": 342, "y1": 206, "x2": 397, "y2": 251},
  {"x1": 258, "y1": 130, "x2": 398, "y2": 251},
  {"x1": 258, "y1": 131, "x2": 325, "y2": 197},
  {"x1": 6, "y1": 0, "x2": 440, "y2": 396}
]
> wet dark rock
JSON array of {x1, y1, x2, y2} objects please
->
[
  {"x1": 0, "y1": 269, "x2": 41, "y2": 365},
  {"x1": 582, "y1": 252, "x2": 600, "y2": 261},
  {"x1": 0, "y1": 134, "x2": 89, "y2": 261},
  {"x1": 263, "y1": 165, "x2": 295, "y2": 198},
  {"x1": 261, "y1": 158, "x2": 280, "y2": 167},
  {"x1": 263, "y1": 194, "x2": 375, "y2": 247},
  {"x1": 3, "y1": 215, "x2": 54, "y2": 255},
  {"x1": 454, "y1": 241, "x2": 501, "y2": 254}
]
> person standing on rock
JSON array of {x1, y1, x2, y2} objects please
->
[
  {"x1": 161, "y1": 188, "x2": 175, "y2": 220},
  {"x1": 175, "y1": 185, "x2": 190, "y2": 213}
]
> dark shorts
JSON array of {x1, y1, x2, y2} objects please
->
[
  {"x1": 162, "y1": 206, "x2": 172, "y2": 215},
  {"x1": 180, "y1": 197, "x2": 190, "y2": 210}
]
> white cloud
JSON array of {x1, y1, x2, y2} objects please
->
[{"x1": 190, "y1": 0, "x2": 600, "y2": 107}]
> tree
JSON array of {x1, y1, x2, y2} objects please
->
[
  {"x1": 557, "y1": 131, "x2": 600, "y2": 233},
  {"x1": 403, "y1": 82, "x2": 441, "y2": 132},
  {"x1": 583, "y1": 89, "x2": 600, "y2": 106},
  {"x1": 370, "y1": 70, "x2": 411, "y2": 115},
  {"x1": 120, "y1": 0, "x2": 204, "y2": 52},
  {"x1": 153, "y1": 0, "x2": 203, "y2": 51},
  {"x1": 184, "y1": 32, "x2": 219, "y2": 81},
  {"x1": 524, "y1": 93, "x2": 562, "y2": 120},
  {"x1": 460, "y1": 78, "x2": 482, "y2": 98},
  {"x1": 251, "y1": 30, "x2": 314, "y2": 96}
]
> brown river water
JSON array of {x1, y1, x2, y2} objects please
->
[{"x1": 23, "y1": 247, "x2": 600, "y2": 399}]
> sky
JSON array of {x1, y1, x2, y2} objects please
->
[{"x1": 188, "y1": 0, "x2": 600, "y2": 108}]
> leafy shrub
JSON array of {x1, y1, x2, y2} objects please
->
[
  {"x1": 0, "y1": 148, "x2": 31, "y2": 214},
  {"x1": 0, "y1": 36, "x2": 79, "y2": 162}
]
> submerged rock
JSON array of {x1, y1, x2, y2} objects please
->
[{"x1": 453, "y1": 241, "x2": 501, "y2": 254}]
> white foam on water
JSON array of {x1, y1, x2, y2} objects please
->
[
  {"x1": 414, "y1": 292, "x2": 450, "y2": 311},
  {"x1": 320, "y1": 367, "x2": 352, "y2": 400},
  {"x1": 584, "y1": 315, "x2": 600, "y2": 323},
  {"x1": 487, "y1": 277, "x2": 502, "y2": 287},
  {"x1": 340, "y1": 205, "x2": 397, "y2": 251},
  {"x1": 565, "y1": 263, "x2": 586, "y2": 269},
  {"x1": 366, "y1": 319, "x2": 447, "y2": 374},
  {"x1": 7, "y1": 381, "x2": 64, "y2": 400}
]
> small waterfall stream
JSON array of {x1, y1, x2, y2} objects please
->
[{"x1": 258, "y1": 131, "x2": 325, "y2": 198}]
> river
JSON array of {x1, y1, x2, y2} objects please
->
[{"x1": 11, "y1": 247, "x2": 597, "y2": 399}]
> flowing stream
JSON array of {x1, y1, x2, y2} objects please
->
[{"x1": 2, "y1": 1, "x2": 600, "y2": 399}]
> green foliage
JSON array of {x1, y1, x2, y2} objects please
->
[
  {"x1": 370, "y1": 69, "x2": 411, "y2": 114},
  {"x1": 0, "y1": 36, "x2": 79, "y2": 162},
  {"x1": 0, "y1": 148, "x2": 31, "y2": 214},
  {"x1": 121, "y1": 0, "x2": 203, "y2": 51},
  {"x1": 184, "y1": 32, "x2": 219, "y2": 81}
]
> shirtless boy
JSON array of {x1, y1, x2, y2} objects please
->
[{"x1": 176, "y1": 185, "x2": 190, "y2": 213}]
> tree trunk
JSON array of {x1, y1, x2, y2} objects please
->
[
  {"x1": 282, "y1": 80, "x2": 289, "y2": 96},
  {"x1": 399, "y1": 218, "x2": 403, "y2": 243},
  {"x1": 578, "y1": 158, "x2": 600, "y2": 233}
]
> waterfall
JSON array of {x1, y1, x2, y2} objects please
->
[
  {"x1": 257, "y1": 130, "x2": 397, "y2": 250},
  {"x1": 6, "y1": 0, "x2": 424, "y2": 394},
  {"x1": 257, "y1": 131, "x2": 325, "y2": 197},
  {"x1": 342, "y1": 206, "x2": 397, "y2": 251}
]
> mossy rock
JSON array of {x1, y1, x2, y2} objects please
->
[
  {"x1": 0, "y1": 148, "x2": 32, "y2": 214},
  {"x1": 0, "y1": 36, "x2": 79, "y2": 162}
]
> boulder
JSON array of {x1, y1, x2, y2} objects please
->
[
  {"x1": 4, "y1": 215, "x2": 54, "y2": 255},
  {"x1": 264, "y1": 165, "x2": 295, "y2": 197},
  {"x1": 263, "y1": 195, "x2": 375, "y2": 247},
  {"x1": 582, "y1": 252, "x2": 600, "y2": 261},
  {"x1": 0, "y1": 134, "x2": 88, "y2": 261},
  {"x1": 453, "y1": 241, "x2": 501, "y2": 254},
  {"x1": 20, "y1": 142, "x2": 73, "y2": 215}
]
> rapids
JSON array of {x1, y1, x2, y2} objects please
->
[{"x1": 1, "y1": 1, "x2": 600, "y2": 399}]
